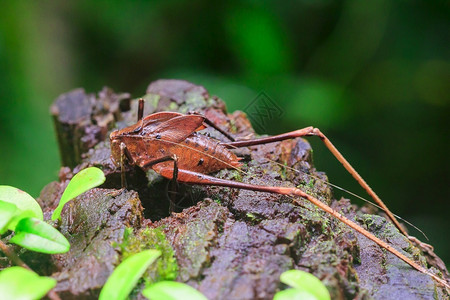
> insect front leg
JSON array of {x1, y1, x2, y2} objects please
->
[{"x1": 120, "y1": 142, "x2": 128, "y2": 188}]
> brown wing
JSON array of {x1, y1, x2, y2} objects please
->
[
  {"x1": 112, "y1": 112, "x2": 185, "y2": 137},
  {"x1": 141, "y1": 112, "x2": 183, "y2": 127},
  {"x1": 150, "y1": 115, "x2": 206, "y2": 143}
]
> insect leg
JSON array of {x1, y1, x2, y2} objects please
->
[
  {"x1": 120, "y1": 142, "x2": 128, "y2": 188},
  {"x1": 187, "y1": 111, "x2": 235, "y2": 141},
  {"x1": 155, "y1": 166, "x2": 449, "y2": 289},
  {"x1": 141, "y1": 155, "x2": 177, "y2": 169},
  {"x1": 168, "y1": 155, "x2": 179, "y2": 213},
  {"x1": 141, "y1": 155, "x2": 180, "y2": 212},
  {"x1": 222, "y1": 127, "x2": 314, "y2": 148},
  {"x1": 222, "y1": 127, "x2": 408, "y2": 237}
]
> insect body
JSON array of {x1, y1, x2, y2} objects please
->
[
  {"x1": 109, "y1": 99, "x2": 449, "y2": 289},
  {"x1": 110, "y1": 111, "x2": 241, "y2": 175}
]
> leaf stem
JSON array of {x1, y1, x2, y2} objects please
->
[
  {"x1": 0, "y1": 239, "x2": 30, "y2": 270},
  {"x1": 0, "y1": 239, "x2": 61, "y2": 300}
]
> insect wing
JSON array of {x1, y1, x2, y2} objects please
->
[
  {"x1": 141, "y1": 112, "x2": 183, "y2": 127},
  {"x1": 150, "y1": 115, "x2": 206, "y2": 143}
]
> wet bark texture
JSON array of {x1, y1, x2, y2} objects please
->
[{"x1": 31, "y1": 80, "x2": 449, "y2": 299}]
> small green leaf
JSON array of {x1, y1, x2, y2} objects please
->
[
  {"x1": 10, "y1": 217, "x2": 70, "y2": 254},
  {"x1": 0, "y1": 200, "x2": 18, "y2": 233},
  {"x1": 0, "y1": 266, "x2": 56, "y2": 300},
  {"x1": 99, "y1": 249, "x2": 161, "y2": 300},
  {"x1": 274, "y1": 288, "x2": 317, "y2": 300},
  {"x1": 280, "y1": 270, "x2": 330, "y2": 300},
  {"x1": 9, "y1": 209, "x2": 41, "y2": 232},
  {"x1": 52, "y1": 167, "x2": 105, "y2": 221},
  {"x1": 0, "y1": 185, "x2": 43, "y2": 229},
  {"x1": 142, "y1": 281, "x2": 207, "y2": 300}
]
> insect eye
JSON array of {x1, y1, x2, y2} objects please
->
[{"x1": 155, "y1": 134, "x2": 162, "y2": 139}]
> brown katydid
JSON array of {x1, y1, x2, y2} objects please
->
[{"x1": 109, "y1": 98, "x2": 449, "y2": 289}]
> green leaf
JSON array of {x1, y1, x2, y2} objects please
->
[
  {"x1": 0, "y1": 185, "x2": 43, "y2": 229},
  {"x1": 0, "y1": 200, "x2": 18, "y2": 233},
  {"x1": 0, "y1": 266, "x2": 56, "y2": 300},
  {"x1": 274, "y1": 288, "x2": 317, "y2": 300},
  {"x1": 142, "y1": 281, "x2": 207, "y2": 300},
  {"x1": 99, "y1": 249, "x2": 161, "y2": 300},
  {"x1": 52, "y1": 167, "x2": 105, "y2": 221},
  {"x1": 10, "y1": 217, "x2": 70, "y2": 254},
  {"x1": 280, "y1": 270, "x2": 330, "y2": 300}
]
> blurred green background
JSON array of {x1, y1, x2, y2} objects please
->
[{"x1": 0, "y1": 1, "x2": 448, "y2": 263}]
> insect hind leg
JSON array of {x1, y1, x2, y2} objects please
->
[
  {"x1": 221, "y1": 126, "x2": 408, "y2": 237},
  {"x1": 155, "y1": 166, "x2": 449, "y2": 289}
]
